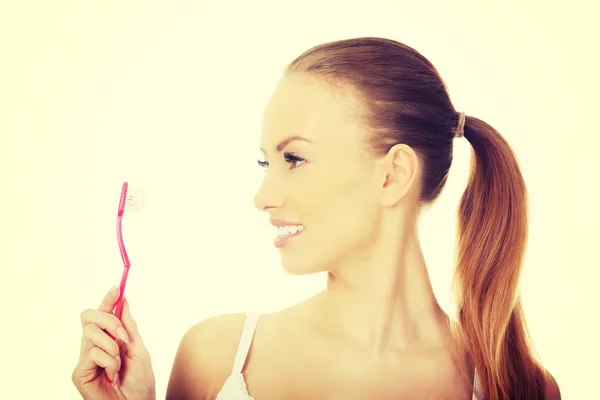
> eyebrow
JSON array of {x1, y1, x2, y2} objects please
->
[{"x1": 259, "y1": 135, "x2": 313, "y2": 154}]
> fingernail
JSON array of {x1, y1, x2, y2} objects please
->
[
  {"x1": 110, "y1": 285, "x2": 120, "y2": 292},
  {"x1": 117, "y1": 327, "x2": 129, "y2": 343}
]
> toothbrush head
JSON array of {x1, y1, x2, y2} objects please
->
[{"x1": 118, "y1": 182, "x2": 144, "y2": 216}]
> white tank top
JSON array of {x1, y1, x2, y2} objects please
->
[{"x1": 216, "y1": 313, "x2": 483, "y2": 399}]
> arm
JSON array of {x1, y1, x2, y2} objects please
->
[
  {"x1": 166, "y1": 314, "x2": 247, "y2": 400},
  {"x1": 165, "y1": 324, "x2": 208, "y2": 400}
]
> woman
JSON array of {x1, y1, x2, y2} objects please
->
[{"x1": 72, "y1": 37, "x2": 561, "y2": 400}]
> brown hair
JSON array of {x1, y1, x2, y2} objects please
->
[{"x1": 285, "y1": 37, "x2": 548, "y2": 399}]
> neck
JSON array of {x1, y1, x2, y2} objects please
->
[{"x1": 313, "y1": 224, "x2": 451, "y2": 359}]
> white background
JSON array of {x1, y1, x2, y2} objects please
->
[{"x1": 2, "y1": 1, "x2": 598, "y2": 398}]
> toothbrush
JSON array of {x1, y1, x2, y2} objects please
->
[{"x1": 113, "y1": 182, "x2": 143, "y2": 320}]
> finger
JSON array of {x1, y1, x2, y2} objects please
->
[
  {"x1": 80, "y1": 309, "x2": 130, "y2": 344},
  {"x1": 73, "y1": 345, "x2": 120, "y2": 384},
  {"x1": 80, "y1": 323, "x2": 120, "y2": 359},
  {"x1": 99, "y1": 285, "x2": 122, "y2": 313},
  {"x1": 88, "y1": 347, "x2": 120, "y2": 383}
]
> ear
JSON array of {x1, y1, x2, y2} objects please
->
[{"x1": 376, "y1": 143, "x2": 420, "y2": 207}]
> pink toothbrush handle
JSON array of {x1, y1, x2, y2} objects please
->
[
  {"x1": 113, "y1": 265, "x2": 130, "y2": 320},
  {"x1": 114, "y1": 210, "x2": 130, "y2": 321}
]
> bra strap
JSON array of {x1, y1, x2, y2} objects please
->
[{"x1": 231, "y1": 313, "x2": 261, "y2": 375}]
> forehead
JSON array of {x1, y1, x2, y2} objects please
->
[{"x1": 260, "y1": 75, "x2": 366, "y2": 152}]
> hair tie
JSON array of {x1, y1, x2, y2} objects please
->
[{"x1": 455, "y1": 112, "x2": 466, "y2": 138}]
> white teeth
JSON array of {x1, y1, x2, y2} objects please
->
[{"x1": 276, "y1": 225, "x2": 304, "y2": 238}]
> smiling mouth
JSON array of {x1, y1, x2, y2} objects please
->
[
  {"x1": 275, "y1": 224, "x2": 305, "y2": 239},
  {"x1": 273, "y1": 225, "x2": 304, "y2": 248}
]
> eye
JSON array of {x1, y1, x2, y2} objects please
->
[
  {"x1": 257, "y1": 152, "x2": 306, "y2": 170},
  {"x1": 284, "y1": 152, "x2": 306, "y2": 169}
]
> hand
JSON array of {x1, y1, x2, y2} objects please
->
[{"x1": 72, "y1": 287, "x2": 156, "y2": 400}]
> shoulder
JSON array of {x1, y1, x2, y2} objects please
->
[
  {"x1": 166, "y1": 313, "x2": 249, "y2": 400},
  {"x1": 544, "y1": 370, "x2": 561, "y2": 400}
]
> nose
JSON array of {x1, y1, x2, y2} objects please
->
[{"x1": 253, "y1": 172, "x2": 284, "y2": 212}]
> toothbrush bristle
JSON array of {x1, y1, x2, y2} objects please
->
[{"x1": 124, "y1": 184, "x2": 144, "y2": 212}]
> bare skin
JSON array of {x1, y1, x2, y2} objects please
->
[
  {"x1": 73, "y1": 73, "x2": 560, "y2": 399},
  {"x1": 249, "y1": 298, "x2": 474, "y2": 399},
  {"x1": 72, "y1": 288, "x2": 156, "y2": 400},
  {"x1": 167, "y1": 306, "x2": 475, "y2": 399},
  {"x1": 165, "y1": 74, "x2": 561, "y2": 399},
  {"x1": 167, "y1": 74, "x2": 481, "y2": 399}
]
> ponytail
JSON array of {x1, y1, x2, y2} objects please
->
[{"x1": 452, "y1": 116, "x2": 548, "y2": 399}]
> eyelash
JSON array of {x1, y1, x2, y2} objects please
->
[{"x1": 257, "y1": 152, "x2": 305, "y2": 170}]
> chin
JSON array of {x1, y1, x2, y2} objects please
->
[
  {"x1": 280, "y1": 259, "x2": 319, "y2": 276},
  {"x1": 279, "y1": 251, "x2": 332, "y2": 276}
]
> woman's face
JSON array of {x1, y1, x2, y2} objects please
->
[{"x1": 254, "y1": 75, "x2": 384, "y2": 275}]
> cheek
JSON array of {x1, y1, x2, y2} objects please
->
[
  {"x1": 307, "y1": 176, "x2": 379, "y2": 250},
  {"x1": 280, "y1": 175, "x2": 379, "y2": 274}
]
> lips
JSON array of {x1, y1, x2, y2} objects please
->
[{"x1": 269, "y1": 219, "x2": 304, "y2": 248}]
